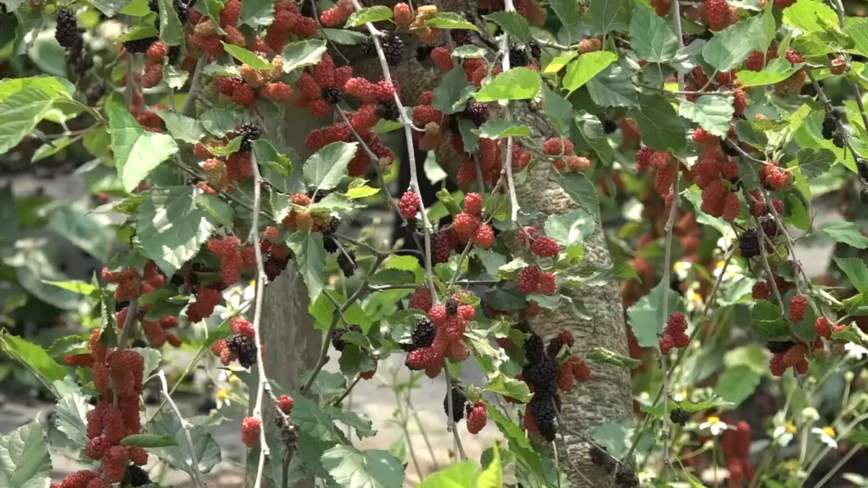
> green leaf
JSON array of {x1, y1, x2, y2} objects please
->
[
  {"x1": 550, "y1": 0, "x2": 579, "y2": 26},
  {"x1": 703, "y1": 14, "x2": 772, "y2": 72},
  {"x1": 734, "y1": 119, "x2": 768, "y2": 149},
  {"x1": 797, "y1": 148, "x2": 834, "y2": 179},
  {"x1": 751, "y1": 300, "x2": 789, "y2": 341},
  {"x1": 136, "y1": 187, "x2": 219, "y2": 276},
  {"x1": 153, "y1": 108, "x2": 207, "y2": 144},
  {"x1": 845, "y1": 18, "x2": 868, "y2": 58},
  {"x1": 783, "y1": 0, "x2": 838, "y2": 33},
  {"x1": 48, "y1": 205, "x2": 114, "y2": 261},
  {"x1": 0, "y1": 76, "x2": 72, "y2": 103},
  {"x1": 678, "y1": 95, "x2": 735, "y2": 138},
  {"x1": 822, "y1": 221, "x2": 868, "y2": 249},
  {"x1": 288, "y1": 230, "x2": 326, "y2": 301},
  {"x1": 417, "y1": 462, "x2": 478, "y2": 488},
  {"x1": 54, "y1": 390, "x2": 90, "y2": 451},
  {"x1": 321, "y1": 445, "x2": 404, "y2": 488},
  {"x1": 572, "y1": 111, "x2": 614, "y2": 165},
  {"x1": 0, "y1": 422, "x2": 51, "y2": 488},
  {"x1": 88, "y1": 0, "x2": 132, "y2": 16},
  {"x1": 151, "y1": 412, "x2": 221, "y2": 475},
  {"x1": 32, "y1": 137, "x2": 72, "y2": 163},
  {"x1": 836, "y1": 257, "x2": 868, "y2": 294},
  {"x1": 303, "y1": 141, "x2": 357, "y2": 192},
  {"x1": 485, "y1": 11, "x2": 530, "y2": 44},
  {"x1": 119, "y1": 23, "x2": 159, "y2": 43},
  {"x1": 485, "y1": 372, "x2": 532, "y2": 403},
  {"x1": 425, "y1": 12, "x2": 480, "y2": 31},
  {"x1": 322, "y1": 28, "x2": 368, "y2": 45},
  {"x1": 629, "y1": 4, "x2": 678, "y2": 63},
  {"x1": 544, "y1": 51, "x2": 578, "y2": 74},
  {"x1": 222, "y1": 43, "x2": 274, "y2": 70},
  {"x1": 788, "y1": 194, "x2": 810, "y2": 231},
  {"x1": 555, "y1": 172, "x2": 601, "y2": 221},
  {"x1": 544, "y1": 88, "x2": 572, "y2": 135},
  {"x1": 254, "y1": 139, "x2": 292, "y2": 177},
  {"x1": 433, "y1": 68, "x2": 473, "y2": 115},
  {"x1": 641, "y1": 398, "x2": 733, "y2": 416},
  {"x1": 713, "y1": 365, "x2": 760, "y2": 407},
  {"x1": 368, "y1": 269, "x2": 416, "y2": 285},
  {"x1": 121, "y1": 434, "x2": 179, "y2": 447},
  {"x1": 477, "y1": 445, "x2": 502, "y2": 488},
  {"x1": 195, "y1": 194, "x2": 235, "y2": 228},
  {"x1": 474, "y1": 120, "x2": 531, "y2": 139},
  {"x1": 282, "y1": 39, "x2": 328, "y2": 73},
  {"x1": 0, "y1": 87, "x2": 57, "y2": 154},
  {"x1": 373, "y1": 119, "x2": 403, "y2": 133},
  {"x1": 108, "y1": 105, "x2": 179, "y2": 193},
  {"x1": 544, "y1": 209, "x2": 594, "y2": 247},
  {"x1": 586, "y1": 65, "x2": 638, "y2": 107},
  {"x1": 630, "y1": 93, "x2": 686, "y2": 151},
  {"x1": 44, "y1": 280, "x2": 96, "y2": 296},
  {"x1": 347, "y1": 184, "x2": 381, "y2": 199},
  {"x1": 0, "y1": 331, "x2": 67, "y2": 389},
  {"x1": 163, "y1": 65, "x2": 190, "y2": 89},
  {"x1": 589, "y1": 0, "x2": 629, "y2": 35},
  {"x1": 562, "y1": 52, "x2": 618, "y2": 94},
  {"x1": 345, "y1": 5, "x2": 392, "y2": 27},
  {"x1": 627, "y1": 280, "x2": 682, "y2": 348},
  {"x1": 157, "y1": 0, "x2": 183, "y2": 45},
  {"x1": 592, "y1": 419, "x2": 634, "y2": 460},
  {"x1": 240, "y1": 0, "x2": 273, "y2": 27},
  {"x1": 488, "y1": 407, "x2": 545, "y2": 478},
  {"x1": 588, "y1": 346, "x2": 642, "y2": 369},
  {"x1": 474, "y1": 67, "x2": 542, "y2": 102},
  {"x1": 736, "y1": 58, "x2": 801, "y2": 87}
]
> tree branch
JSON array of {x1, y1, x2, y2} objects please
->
[{"x1": 158, "y1": 370, "x2": 205, "y2": 488}]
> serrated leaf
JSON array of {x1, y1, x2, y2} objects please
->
[
  {"x1": 797, "y1": 148, "x2": 834, "y2": 178},
  {"x1": 751, "y1": 300, "x2": 789, "y2": 341},
  {"x1": 679, "y1": 95, "x2": 734, "y2": 138},
  {"x1": 240, "y1": 0, "x2": 273, "y2": 27},
  {"x1": 588, "y1": 346, "x2": 641, "y2": 369},
  {"x1": 321, "y1": 445, "x2": 404, "y2": 488},
  {"x1": 550, "y1": 0, "x2": 579, "y2": 26},
  {"x1": 163, "y1": 65, "x2": 189, "y2": 89},
  {"x1": 474, "y1": 67, "x2": 541, "y2": 102},
  {"x1": 47, "y1": 205, "x2": 114, "y2": 261},
  {"x1": 345, "y1": 5, "x2": 392, "y2": 27},
  {"x1": 592, "y1": 419, "x2": 634, "y2": 460},
  {"x1": 322, "y1": 28, "x2": 368, "y2": 45},
  {"x1": 222, "y1": 43, "x2": 274, "y2": 70},
  {"x1": 136, "y1": 187, "x2": 218, "y2": 276},
  {"x1": 572, "y1": 111, "x2": 613, "y2": 165},
  {"x1": 544, "y1": 209, "x2": 594, "y2": 247},
  {"x1": 288, "y1": 231, "x2": 326, "y2": 301},
  {"x1": 417, "y1": 461, "x2": 477, "y2": 488},
  {"x1": 195, "y1": 194, "x2": 235, "y2": 228},
  {"x1": 589, "y1": 0, "x2": 629, "y2": 34},
  {"x1": 433, "y1": 67, "x2": 472, "y2": 114},
  {"x1": 0, "y1": 76, "x2": 73, "y2": 103},
  {"x1": 586, "y1": 64, "x2": 638, "y2": 107},
  {"x1": 151, "y1": 412, "x2": 221, "y2": 475},
  {"x1": 31, "y1": 137, "x2": 72, "y2": 163},
  {"x1": 736, "y1": 58, "x2": 801, "y2": 87},
  {"x1": 253, "y1": 139, "x2": 292, "y2": 177},
  {"x1": 54, "y1": 391, "x2": 90, "y2": 451},
  {"x1": 157, "y1": 0, "x2": 182, "y2": 45},
  {"x1": 119, "y1": 24, "x2": 159, "y2": 42},
  {"x1": 485, "y1": 11, "x2": 530, "y2": 44},
  {"x1": 153, "y1": 108, "x2": 207, "y2": 144},
  {"x1": 282, "y1": 39, "x2": 327, "y2": 73},
  {"x1": 543, "y1": 88, "x2": 572, "y2": 135},
  {"x1": 641, "y1": 398, "x2": 733, "y2": 416},
  {"x1": 477, "y1": 445, "x2": 502, "y2": 488},
  {"x1": 303, "y1": 142, "x2": 357, "y2": 192},
  {"x1": 734, "y1": 119, "x2": 768, "y2": 149},
  {"x1": 474, "y1": 120, "x2": 531, "y2": 139},
  {"x1": 703, "y1": 14, "x2": 772, "y2": 72},
  {"x1": 425, "y1": 12, "x2": 479, "y2": 31},
  {"x1": 714, "y1": 365, "x2": 760, "y2": 407},
  {"x1": 836, "y1": 257, "x2": 868, "y2": 294},
  {"x1": 822, "y1": 221, "x2": 868, "y2": 249},
  {"x1": 554, "y1": 172, "x2": 601, "y2": 221},
  {"x1": 782, "y1": 0, "x2": 838, "y2": 33},
  {"x1": 373, "y1": 119, "x2": 403, "y2": 133},
  {"x1": 788, "y1": 194, "x2": 810, "y2": 231},
  {"x1": 121, "y1": 434, "x2": 179, "y2": 447},
  {"x1": 0, "y1": 87, "x2": 57, "y2": 154},
  {"x1": 562, "y1": 51, "x2": 618, "y2": 94},
  {"x1": 630, "y1": 93, "x2": 686, "y2": 151},
  {"x1": 0, "y1": 422, "x2": 51, "y2": 488},
  {"x1": 346, "y1": 185, "x2": 380, "y2": 199},
  {"x1": 630, "y1": 4, "x2": 678, "y2": 63},
  {"x1": 543, "y1": 51, "x2": 578, "y2": 74},
  {"x1": 0, "y1": 331, "x2": 67, "y2": 390},
  {"x1": 488, "y1": 407, "x2": 545, "y2": 477},
  {"x1": 485, "y1": 371, "x2": 532, "y2": 402},
  {"x1": 108, "y1": 105, "x2": 179, "y2": 193},
  {"x1": 627, "y1": 281, "x2": 683, "y2": 348},
  {"x1": 368, "y1": 269, "x2": 416, "y2": 285}
]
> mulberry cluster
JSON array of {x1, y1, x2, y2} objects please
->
[
  {"x1": 738, "y1": 227, "x2": 760, "y2": 258},
  {"x1": 659, "y1": 312, "x2": 689, "y2": 354},
  {"x1": 211, "y1": 317, "x2": 258, "y2": 367},
  {"x1": 331, "y1": 324, "x2": 363, "y2": 352},
  {"x1": 543, "y1": 137, "x2": 591, "y2": 174},
  {"x1": 236, "y1": 122, "x2": 261, "y2": 152},
  {"x1": 403, "y1": 318, "x2": 436, "y2": 351},
  {"x1": 241, "y1": 416, "x2": 261, "y2": 448},
  {"x1": 636, "y1": 147, "x2": 678, "y2": 200},
  {"x1": 399, "y1": 191, "x2": 420, "y2": 220},
  {"x1": 55, "y1": 8, "x2": 93, "y2": 75},
  {"x1": 337, "y1": 249, "x2": 357, "y2": 277},
  {"x1": 319, "y1": 0, "x2": 354, "y2": 26},
  {"x1": 102, "y1": 260, "x2": 166, "y2": 301},
  {"x1": 208, "y1": 236, "x2": 244, "y2": 285},
  {"x1": 521, "y1": 332, "x2": 591, "y2": 441},
  {"x1": 769, "y1": 342, "x2": 809, "y2": 376},
  {"x1": 405, "y1": 295, "x2": 476, "y2": 377},
  {"x1": 443, "y1": 386, "x2": 467, "y2": 422},
  {"x1": 380, "y1": 34, "x2": 405, "y2": 66},
  {"x1": 142, "y1": 41, "x2": 169, "y2": 88},
  {"x1": 759, "y1": 161, "x2": 792, "y2": 191}
]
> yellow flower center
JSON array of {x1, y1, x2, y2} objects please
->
[
  {"x1": 823, "y1": 426, "x2": 836, "y2": 438},
  {"x1": 707, "y1": 416, "x2": 721, "y2": 425},
  {"x1": 785, "y1": 423, "x2": 796, "y2": 434},
  {"x1": 217, "y1": 389, "x2": 230, "y2": 400}
]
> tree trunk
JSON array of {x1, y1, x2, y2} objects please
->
[{"x1": 349, "y1": 9, "x2": 634, "y2": 485}]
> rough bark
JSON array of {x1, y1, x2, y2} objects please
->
[{"x1": 347, "y1": 5, "x2": 634, "y2": 485}]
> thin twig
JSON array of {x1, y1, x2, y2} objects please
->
[
  {"x1": 181, "y1": 56, "x2": 207, "y2": 116},
  {"x1": 249, "y1": 150, "x2": 272, "y2": 488},
  {"x1": 331, "y1": 375, "x2": 362, "y2": 406},
  {"x1": 118, "y1": 299, "x2": 139, "y2": 349},
  {"x1": 657, "y1": 173, "x2": 680, "y2": 473},
  {"x1": 407, "y1": 395, "x2": 441, "y2": 471},
  {"x1": 830, "y1": 0, "x2": 868, "y2": 130},
  {"x1": 443, "y1": 368, "x2": 468, "y2": 460},
  {"x1": 157, "y1": 370, "x2": 205, "y2": 488},
  {"x1": 813, "y1": 444, "x2": 861, "y2": 488}
]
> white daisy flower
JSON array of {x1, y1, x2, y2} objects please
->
[
  {"x1": 699, "y1": 416, "x2": 731, "y2": 436},
  {"x1": 812, "y1": 426, "x2": 837, "y2": 449}
]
